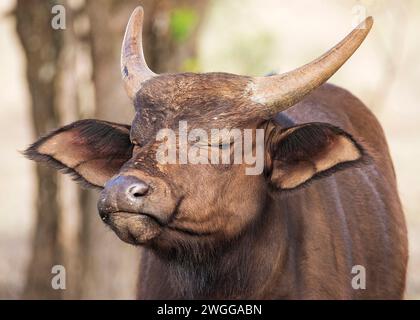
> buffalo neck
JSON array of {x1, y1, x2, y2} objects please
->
[{"x1": 158, "y1": 194, "x2": 294, "y2": 299}]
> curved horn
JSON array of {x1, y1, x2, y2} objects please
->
[
  {"x1": 251, "y1": 17, "x2": 373, "y2": 115},
  {"x1": 121, "y1": 6, "x2": 156, "y2": 100}
]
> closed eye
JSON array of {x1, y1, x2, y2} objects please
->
[
  {"x1": 215, "y1": 143, "x2": 232, "y2": 150},
  {"x1": 190, "y1": 137, "x2": 235, "y2": 149},
  {"x1": 194, "y1": 142, "x2": 233, "y2": 149}
]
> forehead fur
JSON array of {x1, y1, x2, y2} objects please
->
[{"x1": 133, "y1": 72, "x2": 263, "y2": 130}]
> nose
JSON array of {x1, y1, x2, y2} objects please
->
[
  {"x1": 127, "y1": 179, "x2": 149, "y2": 199},
  {"x1": 98, "y1": 175, "x2": 150, "y2": 218}
]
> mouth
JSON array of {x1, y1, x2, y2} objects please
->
[
  {"x1": 98, "y1": 196, "x2": 216, "y2": 245},
  {"x1": 101, "y1": 210, "x2": 216, "y2": 246},
  {"x1": 104, "y1": 211, "x2": 163, "y2": 245}
]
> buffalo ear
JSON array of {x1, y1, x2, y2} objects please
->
[
  {"x1": 265, "y1": 122, "x2": 364, "y2": 190},
  {"x1": 24, "y1": 119, "x2": 133, "y2": 189}
]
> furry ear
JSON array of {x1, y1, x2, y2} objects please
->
[
  {"x1": 265, "y1": 122, "x2": 365, "y2": 190},
  {"x1": 24, "y1": 119, "x2": 133, "y2": 189}
]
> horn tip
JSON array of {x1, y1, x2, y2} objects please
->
[
  {"x1": 133, "y1": 6, "x2": 144, "y2": 16},
  {"x1": 357, "y1": 16, "x2": 374, "y2": 31},
  {"x1": 131, "y1": 6, "x2": 144, "y2": 24}
]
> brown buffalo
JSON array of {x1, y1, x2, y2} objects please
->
[{"x1": 25, "y1": 7, "x2": 407, "y2": 299}]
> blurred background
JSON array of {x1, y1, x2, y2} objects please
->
[{"x1": 0, "y1": 0, "x2": 418, "y2": 299}]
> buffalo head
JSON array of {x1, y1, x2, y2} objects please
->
[{"x1": 25, "y1": 7, "x2": 371, "y2": 256}]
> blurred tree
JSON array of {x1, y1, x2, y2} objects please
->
[
  {"x1": 16, "y1": 0, "x2": 209, "y2": 299},
  {"x1": 15, "y1": 0, "x2": 64, "y2": 299}
]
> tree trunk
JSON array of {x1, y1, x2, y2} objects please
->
[
  {"x1": 55, "y1": 0, "x2": 95, "y2": 299},
  {"x1": 15, "y1": 0, "x2": 64, "y2": 299}
]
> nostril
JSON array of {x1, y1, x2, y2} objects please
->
[{"x1": 127, "y1": 182, "x2": 149, "y2": 199}]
